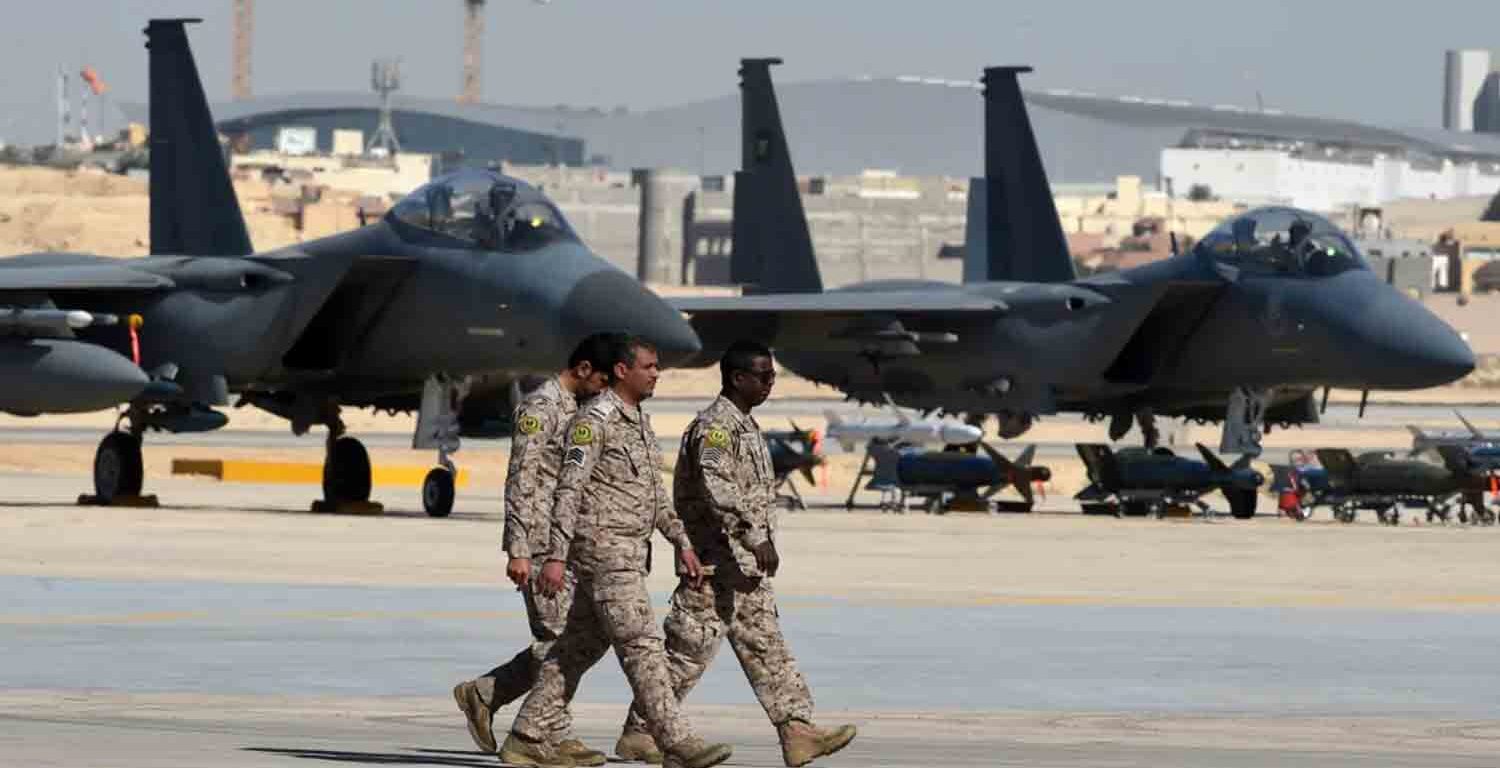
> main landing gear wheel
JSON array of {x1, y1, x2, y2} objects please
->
[
  {"x1": 94, "y1": 431, "x2": 144, "y2": 502},
  {"x1": 323, "y1": 436, "x2": 372, "y2": 504},
  {"x1": 422, "y1": 467, "x2": 455, "y2": 518}
]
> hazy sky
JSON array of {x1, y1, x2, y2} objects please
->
[{"x1": 2, "y1": 0, "x2": 1498, "y2": 144}]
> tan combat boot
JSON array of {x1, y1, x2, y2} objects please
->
[
  {"x1": 661, "y1": 736, "x2": 733, "y2": 768},
  {"x1": 498, "y1": 732, "x2": 576, "y2": 768},
  {"x1": 614, "y1": 729, "x2": 664, "y2": 764},
  {"x1": 451, "y1": 680, "x2": 497, "y2": 753},
  {"x1": 778, "y1": 720, "x2": 857, "y2": 767},
  {"x1": 558, "y1": 738, "x2": 608, "y2": 767}
]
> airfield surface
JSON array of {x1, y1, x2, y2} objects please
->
[{"x1": 4, "y1": 416, "x2": 1500, "y2": 768}]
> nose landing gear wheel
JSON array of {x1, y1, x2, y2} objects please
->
[
  {"x1": 322, "y1": 436, "x2": 372, "y2": 504},
  {"x1": 94, "y1": 432, "x2": 144, "y2": 502},
  {"x1": 422, "y1": 467, "x2": 455, "y2": 518}
]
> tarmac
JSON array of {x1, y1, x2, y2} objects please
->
[{"x1": 3, "y1": 459, "x2": 1500, "y2": 766}]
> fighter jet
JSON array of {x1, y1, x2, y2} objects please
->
[
  {"x1": 0, "y1": 19, "x2": 698, "y2": 516},
  {"x1": 823, "y1": 397, "x2": 984, "y2": 451},
  {"x1": 1407, "y1": 410, "x2": 1500, "y2": 455},
  {"x1": 673, "y1": 59, "x2": 1474, "y2": 481}
]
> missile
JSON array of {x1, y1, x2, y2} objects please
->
[
  {"x1": 824, "y1": 404, "x2": 984, "y2": 451},
  {"x1": 0, "y1": 338, "x2": 148, "y2": 414},
  {"x1": 0, "y1": 307, "x2": 119, "y2": 337}
]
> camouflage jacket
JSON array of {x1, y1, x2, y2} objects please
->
[
  {"x1": 501, "y1": 377, "x2": 576, "y2": 560},
  {"x1": 546, "y1": 388, "x2": 693, "y2": 575},
  {"x1": 674, "y1": 395, "x2": 776, "y2": 577}
]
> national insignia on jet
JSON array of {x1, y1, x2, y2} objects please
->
[
  {"x1": 565, "y1": 446, "x2": 587, "y2": 466},
  {"x1": 571, "y1": 423, "x2": 595, "y2": 445},
  {"x1": 706, "y1": 426, "x2": 730, "y2": 449},
  {"x1": 517, "y1": 414, "x2": 542, "y2": 435}
]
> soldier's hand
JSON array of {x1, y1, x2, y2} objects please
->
[
  {"x1": 506, "y1": 557, "x2": 531, "y2": 589},
  {"x1": 678, "y1": 548, "x2": 705, "y2": 588},
  {"x1": 538, "y1": 559, "x2": 566, "y2": 596},
  {"x1": 752, "y1": 539, "x2": 780, "y2": 577}
]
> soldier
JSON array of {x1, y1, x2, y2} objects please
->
[
  {"x1": 500, "y1": 335, "x2": 734, "y2": 768},
  {"x1": 452, "y1": 333, "x2": 616, "y2": 764},
  {"x1": 615, "y1": 340, "x2": 857, "y2": 767}
]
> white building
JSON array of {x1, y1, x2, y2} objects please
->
[{"x1": 1161, "y1": 134, "x2": 1500, "y2": 212}]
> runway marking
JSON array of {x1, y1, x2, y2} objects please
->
[{"x1": 0, "y1": 608, "x2": 525, "y2": 626}]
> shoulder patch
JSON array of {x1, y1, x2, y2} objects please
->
[
  {"x1": 705, "y1": 425, "x2": 731, "y2": 449},
  {"x1": 517, "y1": 414, "x2": 543, "y2": 435},
  {"x1": 571, "y1": 422, "x2": 596, "y2": 446}
]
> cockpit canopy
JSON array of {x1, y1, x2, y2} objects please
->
[
  {"x1": 386, "y1": 169, "x2": 577, "y2": 251},
  {"x1": 1193, "y1": 206, "x2": 1367, "y2": 278}
]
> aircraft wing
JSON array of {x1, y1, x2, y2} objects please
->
[
  {"x1": 0, "y1": 263, "x2": 175, "y2": 292},
  {"x1": 671, "y1": 292, "x2": 1008, "y2": 314}
]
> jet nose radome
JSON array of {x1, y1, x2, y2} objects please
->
[
  {"x1": 560, "y1": 269, "x2": 702, "y2": 365},
  {"x1": 1351, "y1": 286, "x2": 1475, "y2": 389}
]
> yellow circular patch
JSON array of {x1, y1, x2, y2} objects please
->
[
  {"x1": 517, "y1": 414, "x2": 542, "y2": 435},
  {"x1": 571, "y1": 423, "x2": 595, "y2": 446},
  {"x1": 706, "y1": 426, "x2": 730, "y2": 449}
]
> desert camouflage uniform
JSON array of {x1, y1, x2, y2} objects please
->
[
  {"x1": 511, "y1": 388, "x2": 700, "y2": 750},
  {"x1": 623, "y1": 394, "x2": 813, "y2": 735},
  {"x1": 469, "y1": 377, "x2": 578, "y2": 737}
]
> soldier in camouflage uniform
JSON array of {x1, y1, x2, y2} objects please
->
[
  {"x1": 452, "y1": 334, "x2": 615, "y2": 764},
  {"x1": 616, "y1": 341, "x2": 857, "y2": 768},
  {"x1": 500, "y1": 335, "x2": 734, "y2": 768}
]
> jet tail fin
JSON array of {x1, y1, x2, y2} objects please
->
[
  {"x1": 979, "y1": 67, "x2": 1074, "y2": 283},
  {"x1": 731, "y1": 58, "x2": 822, "y2": 294},
  {"x1": 146, "y1": 18, "x2": 253, "y2": 257}
]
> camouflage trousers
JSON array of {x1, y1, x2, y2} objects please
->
[
  {"x1": 624, "y1": 571, "x2": 813, "y2": 735},
  {"x1": 471, "y1": 567, "x2": 576, "y2": 737},
  {"x1": 512, "y1": 568, "x2": 695, "y2": 749}
]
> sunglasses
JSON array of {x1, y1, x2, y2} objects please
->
[{"x1": 737, "y1": 368, "x2": 776, "y2": 384}]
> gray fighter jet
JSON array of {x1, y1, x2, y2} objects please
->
[
  {"x1": 675, "y1": 59, "x2": 1473, "y2": 482},
  {"x1": 0, "y1": 19, "x2": 698, "y2": 516}
]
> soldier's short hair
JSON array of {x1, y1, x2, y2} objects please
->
[
  {"x1": 720, "y1": 339, "x2": 774, "y2": 388},
  {"x1": 605, "y1": 333, "x2": 658, "y2": 381},
  {"x1": 568, "y1": 332, "x2": 618, "y2": 372}
]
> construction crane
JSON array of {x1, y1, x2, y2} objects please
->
[
  {"x1": 232, "y1": 0, "x2": 253, "y2": 99},
  {"x1": 460, "y1": 0, "x2": 485, "y2": 104}
]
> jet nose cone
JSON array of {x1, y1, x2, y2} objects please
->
[
  {"x1": 1355, "y1": 289, "x2": 1475, "y2": 389},
  {"x1": 560, "y1": 269, "x2": 702, "y2": 365}
]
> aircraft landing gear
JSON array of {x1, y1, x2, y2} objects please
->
[
  {"x1": 414, "y1": 375, "x2": 469, "y2": 518},
  {"x1": 93, "y1": 430, "x2": 144, "y2": 502},
  {"x1": 1221, "y1": 387, "x2": 1271, "y2": 456},
  {"x1": 315, "y1": 412, "x2": 378, "y2": 513},
  {"x1": 82, "y1": 406, "x2": 155, "y2": 507}
]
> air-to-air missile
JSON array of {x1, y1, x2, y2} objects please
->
[
  {"x1": 1407, "y1": 410, "x2": 1500, "y2": 456},
  {"x1": 823, "y1": 399, "x2": 984, "y2": 452},
  {"x1": 1075, "y1": 443, "x2": 1264, "y2": 518}
]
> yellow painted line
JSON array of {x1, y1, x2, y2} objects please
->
[
  {"x1": 171, "y1": 459, "x2": 469, "y2": 488},
  {"x1": 0, "y1": 608, "x2": 522, "y2": 626}
]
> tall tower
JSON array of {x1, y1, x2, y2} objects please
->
[
  {"x1": 367, "y1": 59, "x2": 403, "y2": 156},
  {"x1": 460, "y1": 0, "x2": 485, "y2": 104},
  {"x1": 232, "y1": 0, "x2": 254, "y2": 99},
  {"x1": 1444, "y1": 49, "x2": 1489, "y2": 132}
]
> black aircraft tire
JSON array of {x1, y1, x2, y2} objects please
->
[
  {"x1": 323, "y1": 437, "x2": 372, "y2": 503},
  {"x1": 94, "y1": 432, "x2": 144, "y2": 501},
  {"x1": 422, "y1": 468, "x2": 455, "y2": 518},
  {"x1": 1228, "y1": 489, "x2": 1257, "y2": 520}
]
